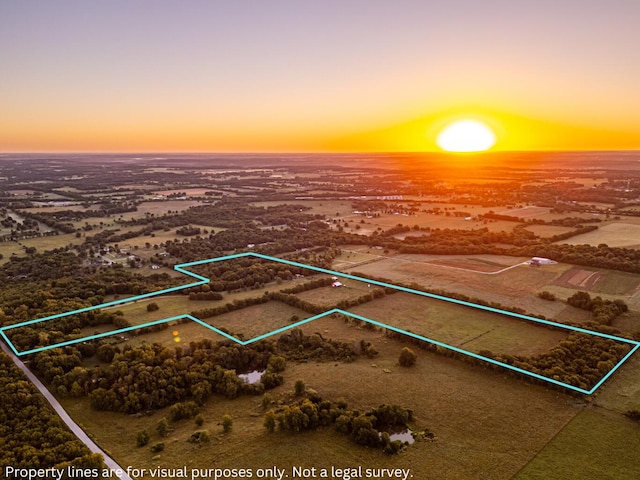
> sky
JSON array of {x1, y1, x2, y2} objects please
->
[{"x1": 1, "y1": 0, "x2": 639, "y2": 153}]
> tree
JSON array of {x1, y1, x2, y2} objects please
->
[
  {"x1": 195, "y1": 414, "x2": 205, "y2": 427},
  {"x1": 537, "y1": 291, "x2": 556, "y2": 301},
  {"x1": 156, "y1": 418, "x2": 169, "y2": 437},
  {"x1": 136, "y1": 430, "x2": 149, "y2": 447},
  {"x1": 147, "y1": 302, "x2": 160, "y2": 312},
  {"x1": 294, "y1": 379, "x2": 306, "y2": 397},
  {"x1": 264, "y1": 410, "x2": 276, "y2": 433},
  {"x1": 222, "y1": 414, "x2": 233, "y2": 433},
  {"x1": 399, "y1": 347, "x2": 417, "y2": 367}
]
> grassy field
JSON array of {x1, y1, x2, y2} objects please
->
[
  {"x1": 592, "y1": 351, "x2": 640, "y2": 413},
  {"x1": 19, "y1": 232, "x2": 84, "y2": 251},
  {"x1": 252, "y1": 199, "x2": 355, "y2": 218},
  {"x1": 559, "y1": 222, "x2": 640, "y2": 248},
  {"x1": 332, "y1": 248, "x2": 384, "y2": 269},
  {"x1": 513, "y1": 408, "x2": 640, "y2": 479},
  {"x1": 0, "y1": 241, "x2": 25, "y2": 263},
  {"x1": 347, "y1": 292, "x2": 568, "y2": 357},
  {"x1": 59, "y1": 313, "x2": 582, "y2": 480},
  {"x1": 336, "y1": 212, "x2": 517, "y2": 236},
  {"x1": 107, "y1": 226, "x2": 225, "y2": 250},
  {"x1": 553, "y1": 266, "x2": 640, "y2": 296},
  {"x1": 116, "y1": 200, "x2": 202, "y2": 221},
  {"x1": 338, "y1": 253, "x2": 574, "y2": 322},
  {"x1": 295, "y1": 283, "x2": 374, "y2": 308},
  {"x1": 0, "y1": 233, "x2": 88, "y2": 260},
  {"x1": 203, "y1": 301, "x2": 310, "y2": 340},
  {"x1": 22, "y1": 204, "x2": 88, "y2": 213}
]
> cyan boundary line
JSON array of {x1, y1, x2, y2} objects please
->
[{"x1": 1, "y1": 252, "x2": 638, "y2": 395}]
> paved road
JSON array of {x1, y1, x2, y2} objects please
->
[{"x1": 1, "y1": 340, "x2": 132, "y2": 480}]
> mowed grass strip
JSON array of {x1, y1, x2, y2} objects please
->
[{"x1": 348, "y1": 292, "x2": 568, "y2": 357}]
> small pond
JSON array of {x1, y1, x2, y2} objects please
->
[{"x1": 238, "y1": 370, "x2": 265, "y2": 384}]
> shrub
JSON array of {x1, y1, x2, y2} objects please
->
[
  {"x1": 136, "y1": 430, "x2": 149, "y2": 447},
  {"x1": 222, "y1": 414, "x2": 233, "y2": 433},
  {"x1": 156, "y1": 417, "x2": 169, "y2": 437},
  {"x1": 151, "y1": 442, "x2": 165, "y2": 453},
  {"x1": 264, "y1": 410, "x2": 276, "y2": 433},
  {"x1": 537, "y1": 291, "x2": 556, "y2": 301},
  {"x1": 188, "y1": 430, "x2": 210, "y2": 444},
  {"x1": 294, "y1": 379, "x2": 306, "y2": 397},
  {"x1": 625, "y1": 410, "x2": 640, "y2": 422},
  {"x1": 399, "y1": 347, "x2": 417, "y2": 367}
]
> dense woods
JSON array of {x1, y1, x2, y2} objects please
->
[
  {"x1": 27, "y1": 328, "x2": 358, "y2": 414},
  {"x1": 0, "y1": 352, "x2": 105, "y2": 471}
]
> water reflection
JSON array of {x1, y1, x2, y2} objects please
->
[
  {"x1": 238, "y1": 370, "x2": 264, "y2": 384},
  {"x1": 383, "y1": 428, "x2": 414, "y2": 444}
]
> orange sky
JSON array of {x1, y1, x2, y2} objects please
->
[{"x1": 1, "y1": 2, "x2": 639, "y2": 153}]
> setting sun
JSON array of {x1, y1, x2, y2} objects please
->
[{"x1": 436, "y1": 120, "x2": 497, "y2": 152}]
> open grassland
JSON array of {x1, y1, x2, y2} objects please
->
[
  {"x1": 204, "y1": 301, "x2": 309, "y2": 340},
  {"x1": 59, "y1": 314, "x2": 581, "y2": 480},
  {"x1": 496, "y1": 206, "x2": 551, "y2": 218},
  {"x1": 19, "y1": 232, "x2": 84, "y2": 251},
  {"x1": 332, "y1": 248, "x2": 384, "y2": 269},
  {"x1": 22, "y1": 204, "x2": 88, "y2": 213},
  {"x1": 347, "y1": 292, "x2": 568, "y2": 357},
  {"x1": 336, "y1": 212, "x2": 516, "y2": 236},
  {"x1": 513, "y1": 408, "x2": 640, "y2": 480},
  {"x1": 0, "y1": 241, "x2": 26, "y2": 263},
  {"x1": 153, "y1": 188, "x2": 218, "y2": 196},
  {"x1": 107, "y1": 226, "x2": 225, "y2": 250},
  {"x1": 295, "y1": 283, "x2": 374, "y2": 308},
  {"x1": 558, "y1": 222, "x2": 640, "y2": 248},
  {"x1": 116, "y1": 200, "x2": 203, "y2": 221},
  {"x1": 337, "y1": 253, "x2": 575, "y2": 321},
  {"x1": 252, "y1": 199, "x2": 355, "y2": 218},
  {"x1": 593, "y1": 352, "x2": 640, "y2": 413}
]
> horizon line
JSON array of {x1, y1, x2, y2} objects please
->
[{"x1": 1, "y1": 149, "x2": 639, "y2": 155}]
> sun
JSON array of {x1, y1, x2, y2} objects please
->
[{"x1": 436, "y1": 119, "x2": 497, "y2": 152}]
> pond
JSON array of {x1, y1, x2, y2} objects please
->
[
  {"x1": 238, "y1": 370, "x2": 265, "y2": 384},
  {"x1": 382, "y1": 428, "x2": 415, "y2": 444}
]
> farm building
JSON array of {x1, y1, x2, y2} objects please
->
[{"x1": 527, "y1": 257, "x2": 558, "y2": 266}]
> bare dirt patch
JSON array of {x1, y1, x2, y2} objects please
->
[{"x1": 554, "y1": 267, "x2": 603, "y2": 290}]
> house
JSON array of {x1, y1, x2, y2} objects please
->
[{"x1": 332, "y1": 281, "x2": 343, "y2": 288}]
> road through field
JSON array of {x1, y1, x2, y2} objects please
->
[{"x1": 0, "y1": 339, "x2": 132, "y2": 480}]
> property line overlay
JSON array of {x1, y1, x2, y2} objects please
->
[{"x1": 1, "y1": 252, "x2": 638, "y2": 395}]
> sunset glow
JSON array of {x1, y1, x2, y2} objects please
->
[
  {"x1": 436, "y1": 120, "x2": 497, "y2": 152},
  {"x1": 1, "y1": 2, "x2": 639, "y2": 152}
]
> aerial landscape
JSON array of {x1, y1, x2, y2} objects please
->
[{"x1": 1, "y1": 2, "x2": 640, "y2": 480}]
